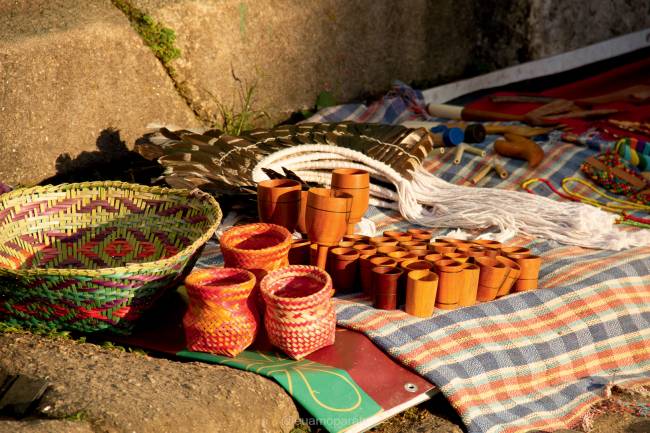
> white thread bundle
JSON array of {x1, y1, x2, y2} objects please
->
[{"x1": 252, "y1": 145, "x2": 649, "y2": 250}]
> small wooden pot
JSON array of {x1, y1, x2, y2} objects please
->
[
  {"x1": 387, "y1": 250, "x2": 417, "y2": 264},
  {"x1": 407, "y1": 228, "x2": 433, "y2": 242},
  {"x1": 257, "y1": 179, "x2": 302, "y2": 232},
  {"x1": 369, "y1": 236, "x2": 392, "y2": 245},
  {"x1": 443, "y1": 252, "x2": 469, "y2": 263},
  {"x1": 352, "y1": 243, "x2": 377, "y2": 256},
  {"x1": 509, "y1": 253, "x2": 542, "y2": 292},
  {"x1": 500, "y1": 246, "x2": 530, "y2": 257},
  {"x1": 289, "y1": 239, "x2": 311, "y2": 265},
  {"x1": 495, "y1": 255, "x2": 521, "y2": 297},
  {"x1": 372, "y1": 266, "x2": 403, "y2": 310},
  {"x1": 296, "y1": 190, "x2": 309, "y2": 234},
  {"x1": 399, "y1": 240, "x2": 428, "y2": 250},
  {"x1": 405, "y1": 270, "x2": 439, "y2": 318},
  {"x1": 329, "y1": 247, "x2": 360, "y2": 293},
  {"x1": 359, "y1": 254, "x2": 383, "y2": 297},
  {"x1": 331, "y1": 168, "x2": 370, "y2": 235},
  {"x1": 460, "y1": 246, "x2": 489, "y2": 261},
  {"x1": 475, "y1": 256, "x2": 509, "y2": 301},
  {"x1": 408, "y1": 249, "x2": 429, "y2": 259},
  {"x1": 458, "y1": 263, "x2": 480, "y2": 307},
  {"x1": 429, "y1": 242, "x2": 457, "y2": 254},
  {"x1": 305, "y1": 187, "x2": 352, "y2": 269},
  {"x1": 424, "y1": 253, "x2": 445, "y2": 265},
  {"x1": 400, "y1": 259, "x2": 434, "y2": 273},
  {"x1": 393, "y1": 234, "x2": 413, "y2": 244},
  {"x1": 377, "y1": 245, "x2": 404, "y2": 255},
  {"x1": 375, "y1": 239, "x2": 400, "y2": 248},
  {"x1": 369, "y1": 256, "x2": 398, "y2": 269},
  {"x1": 433, "y1": 259, "x2": 465, "y2": 310},
  {"x1": 383, "y1": 230, "x2": 409, "y2": 239},
  {"x1": 343, "y1": 234, "x2": 370, "y2": 243},
  {"x1": 338, "y1": 241, "x2": 356, "y2": 248}
]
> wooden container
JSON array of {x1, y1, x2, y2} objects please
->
[
  {"x1": 338, "y1": 241, "x2": 356, "y2": 248},
  {"x1": 500, "y1": 246, "x2": 530, "y2": 257},
  {"x1": 436, "y1": 237, "x2": 465, "y2": 245},
  {"x1": 405, "y1": 270, "x2": 439, "y2": 318},
  {"x1": 329, "y1": 247, "x2": 360, "y2": 293},
  {"x1": 375, "y1": 239, "x2": 400, "y2": 247},
  {"x1": 433, "y1": 259, "x2": 465, "y2": 310},
  {"x1": 296, "y1": 190, "x2": 309, "y2": 234},
  {"x1": 475, "y1": 257, "x2": 509, "y2": 301},
  {"x1": 359, "y1": 254, "x2": 383, "y2": 297},
  {"x1": 495, "y1": 255, "x2": 521, "y2": 297},
  {"x1": 309, "y1": 243, "x2": 318, "y2": 266},
  {"x1": 305, "y1": 187, "x2": 352, "y2": 269},
  {"x1": 343, "y1": 234, "x2": 370, "y2": 243},
  {"x1": 257, "y1": 179, "x2": 302, "y2": 232},
  {"x1": 429, "y1": 242, "x2": 457, "y2": 254},
  {"x1": 472, "y1": 240, "x2": 502, "y2": 258},
  {"x1": 352, "y1": 243, "x2": 377, "y2": 256},
  {"x1": 509, "y1": 253, "x2": 542, "y2": 292},
  {"x1": 458, "y1": 263, "x2": 480, "y2": 307},
  {"x1": 407, "y1": 228, "x2": 433, "y2": 242},
  {"x1": 393, "y1": 234, "x2": 413, "y2": 244},
  {"x1": 377, "y1": 245, "x2": 404, "y2": 255},
  {"x1": 399, "y1": 240, "x2": 428, "y2": 250},
  {"x1": 369, "y1": 256, "x2": 397, "y2": 270},
  {"x1": 372, "y1": 266, "x2": 403, "y2": 310},
  {"x1": 408, "y1": 249, "x2": 430, "y2": 259},
  {"x1": 369, "y1": 236, "x2": 392, "y2": 245},
  {"x1": 331, "y1": 168, "x2": 370, "y2": 235},
  {"x1": 443, "y1": 252, "x2": 469, "y2": 263},
  {"x1": 460, "y1": 245, "x2": 489, "y2": 261},
  {"x1": 387, "y1": 250, "x2": 417, "y2": 264},
  {"x1": 288, "y1": 239, "x2": 311, "y2": 265},
  {"x1": 383, "y1": 230, "x2": 409, "y2": 239},
  {"x1": 400, "y1": 259, "x2": 434, "y2": 273},
  {"x1": 424, "y1": 253, "x2": 444, "y2": 265}
]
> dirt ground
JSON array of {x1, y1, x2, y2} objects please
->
[{"x1": 0, "y1": 330, "x2": 648, "y2": 433}]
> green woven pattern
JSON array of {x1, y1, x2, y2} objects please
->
[{"x1": 0, "y1": 182, "x2": 222, "y2": 333}]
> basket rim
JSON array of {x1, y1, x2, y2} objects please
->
[
  {"x1": 220, "y1": 223, "x2": 292, "y2": 256},
  {"x1": 0, "y1": 181, "x2": 222, "y2": 277}
]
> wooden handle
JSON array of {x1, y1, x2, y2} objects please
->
[
  {"x1": 316, "y1": 245, "x2": 329, "y2": 269},
  {"x1": 494, "y1": 134, "x2": 544, "y2": 167},
  {"x1": 461, "y1": 108, "x2": 525, "y2": 122}
]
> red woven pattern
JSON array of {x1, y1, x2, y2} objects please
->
[
  {"x1": 183, "y1": 268, "x2": 259, "y2": 357},
  {"x1": 220, "y1": 223, "x2": 291, "y2": 281},
  {"x1": 260, "y1": 265, "x2": 335, "y2": 360}
]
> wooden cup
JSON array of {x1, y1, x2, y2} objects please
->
[
  {"x1": 443, "y1": 252, "x2": 469, "y2": 263},
  {"x1": 296, "y1": 190, "x2": 309, "y2": 234},
  {"x1": 383, "y1": 230, "x2": 408, "y2": 239},
  {"x1": 408, "y1": 249, "x2": 430, "y2": 259},
  {"x1": 429, "y1": 242, "x2": 457, "y2": 254},
  {"x1": 257, "y1": 179, "x2": 302, "y2": 232},
  {"x1": 377, "y1": 245, "x2": 405, "y2": 255},
  {"x1": 360, "y1": 254, "x2": 383, "y2": 297},
  {"x1": 509, "y1": 253, "x2": 542, "y2": 292},
  {"x1": 372, "y1": 266, "x2": 403, "y2": 310},
  {"x1": 424, "y1": 253, "x2": 444, "y2": 265},
  {"x1": 495, "y1": 255, "x2": 521, "y2": 297},
  {"x1": 331, "y1": 168, "x2": 370, "y2": 235},
  {"x1": 407, "y1": 228, "x2": 433, "y2": 242},
  {"x1": 475, "y1": 256, "x2": 509, "y2": 301},
  {"x1": 369, "y1": 236, "x2": 393, "y2": 245},
  {"x1": 352, "y1": 243, "x2": 377, "y2": 256},
  {"x1": 500, "y1": 246, "x2": 531, "y2": 257},
  {"x1": 305, "y1": 187, "x2": 352, "y2": 269},
  {"x1": 433, "y1": 259, "x2": 465, "y2": 310},
  {"x1": 387, "y1": 251, "x2": 417, "y2": 264},
  {"x1": 338, "y1": 241, "x2": 356, "y2": 248},
  {"x1": 343, "y1": 234, "x2": 370, "y2": 243},
  {"x1": 329, "y1": 247, "x2": 360, "y2": 293},
  {"x1": 399, "y1": 241, "x2": 428, "y2": 250},
  {"x1": 405, "y1": 270, "x2": 439, "y2": 318},
  {"x1": 458, "y1": 263, "x2": 480, "y2": 307}
]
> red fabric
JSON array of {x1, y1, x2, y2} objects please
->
[{"x1": 467, "y1": 57, "x2": 650, "y2": 139}]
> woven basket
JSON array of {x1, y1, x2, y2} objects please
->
[
  {"x1": 183, "y1": 267, "x2": 259, "y2": 357},
  {"x1": 220, "y1": 223, "x2": 292, "y2": 282},
  {"x1": 0, "y1": 182, "x2": 222, "y2": 333},
  {"x1": 260, "y1": 265, "x2": 335, "y2": 360}
]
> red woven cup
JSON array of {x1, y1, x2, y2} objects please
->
[
  {"x1": 183, "y1": 267, "x2": 259, "y2": 357},
  {"x1": 260, "y1": 265, "x2": 335, "y2": 360},
  {"x1": 220, "y1": 223, "x2": 292, "y2": 283}
]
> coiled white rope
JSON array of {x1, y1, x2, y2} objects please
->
[{"x1": 252, "y1": 145, "x2": 649, "y2": 250}]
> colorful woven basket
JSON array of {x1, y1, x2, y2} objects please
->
[
  {"x1": 183, "y1": 267, "x2": 259, "y2": 357},
  {"x1": 219, "y1": 223, "x2": 292, "y2": 282},
  {"x1": 0, "y1": 182, "x2": 222, "y2": 333},
  {"x1": 260, "y1": 265, "x2": 335, "y2": 360}
]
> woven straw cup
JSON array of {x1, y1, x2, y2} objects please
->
[
  {"x1": 260, "y1": 265, "x2": 335, "y2": 360},
  {"x1": 219, "y1": 223, "x2": 292, "y2": 282},
  {"x1": 183, "y1": 267, "x2": 259, "y2": 357}
]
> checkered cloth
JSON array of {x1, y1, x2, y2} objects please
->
[{"x1": 197, "y1": 82, "x2": 650, "y2": 433}]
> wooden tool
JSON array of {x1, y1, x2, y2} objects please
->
[
  {"x1": 493, "y1": 134, "x2": 544, "y2": 167},
  {"x1": 427, "y1": 103, "x2": 560, "y2": 126},
  {"x1": 305, "y1": 188, "x2": 352, "y2": 269}
]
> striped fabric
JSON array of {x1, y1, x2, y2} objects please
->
[{"x1": 194, "y1": 82, "x2": 650, "y2": 432}]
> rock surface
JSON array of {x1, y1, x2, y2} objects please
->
[
  {"x1": 0, "y1": 0, "x2": 199, "y2": 185},
  {"x1": 0, "y1": 332, "x2": 298, "y2": 433}
]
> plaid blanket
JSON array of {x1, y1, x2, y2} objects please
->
[{"x1": 196, "y1": 82, "x2": 650, "y2": 433}]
